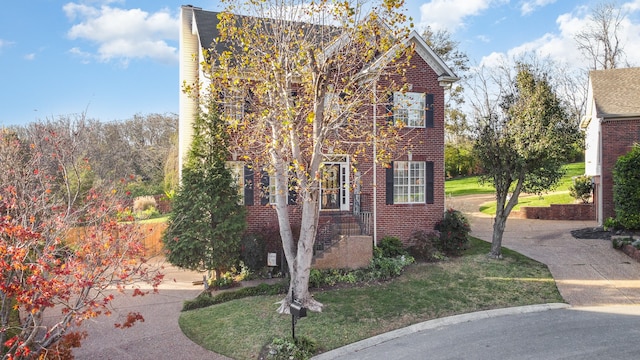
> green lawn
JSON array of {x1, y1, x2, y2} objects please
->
[
  {"x1": 179, "y1": 238, "x2": 563, "y2": 360},
  {"x1": 445, "y1": 162, "x2": 584, "y2": 197},
  {"x1": 446, "y1": 162, "x2": 585, "y2": 214}
]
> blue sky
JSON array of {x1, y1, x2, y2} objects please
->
[{"x1": 1, "y1": 0, "x2": 639, "y2": 126}]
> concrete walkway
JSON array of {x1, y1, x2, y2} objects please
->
[{"x1": 450, "y1": 194, "x2": 640, "y2": 306}]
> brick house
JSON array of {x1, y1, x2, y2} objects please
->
[
  {"x1": 582, "y1": 67, "x2": 640, "y2": 225},
  {"x1": 178, "y1": 6, "x2": 458, "y2": 267}
]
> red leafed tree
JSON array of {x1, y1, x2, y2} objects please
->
[{"x1": 0, "y1": 124, "x2": 163, "y2": 359}]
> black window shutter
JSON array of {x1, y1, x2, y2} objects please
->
[
  {"x1": 218, "y1": 91, "x2": 225, "y2": 114},
  {"x1": 425, "y1": 161, "x2": 434, "y2": 204},
  {"x1": 260, "y1": 170, "x2": 269, "y2": 205},
  {"x1": 425, "y1": 93, "x2": 434, "y2": 128},
  {"x1": 385, "y1": 163, "x2": 394, "y2": 205},
  {"x1": 245, "y1": 89, "x2": 254, "y2": 114},
  {"x1": 386, "y1": 93, "x2": 394, "y2": 125},
  {"x1": 244, "y1": 165, "x2": 254, "y2": 206},
  {"x1": 288, "y1": 178, "x2": 297, "y2": 205}
]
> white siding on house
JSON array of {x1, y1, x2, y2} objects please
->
[
  {"x1": 582, "y1": 79, "x2": 601, "y2": 177},
  {"x1": 178, "y1": 6, "x2": 200, "y2": 177}
]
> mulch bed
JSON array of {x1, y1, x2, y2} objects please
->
[
  {"x1": 570, "y1": 227, "x2": 611, "y2": 240},
  {"x1": 571, "y1": 227, "x2": 640, "y2": 263}
]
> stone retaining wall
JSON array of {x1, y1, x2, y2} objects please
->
[{"x1": 511, "y1": 203, "x2": 595, "y2": 220}]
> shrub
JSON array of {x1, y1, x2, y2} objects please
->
[
  {"x1": 569, "y1": 175, "x2": 593, "y2": 204},
  {"x1": 434, "y1": 209, "x2": 470, "y2": 256},
  {"x1": 613, "y1": 144, "x2": 640, "y2": 230},
  {"x1": 604, "y1": 217, "x2": 622, "y2": 231},
  {"x1": 265, "y1": 336, "x2": 317, "y2": 360},
  {"x1": 377, "y1": 236, "x2": 407, "y2": 258},
  {"x1": 133, "y1": 195, "x2": 158, "y2": 212},
  {"x1": 209, "y1": 273, "x2": 236, "y2": 290},
  {"x1": 240, "y1": 234, "x2": 267, "y2": 272},
  {"x1": 309, "y1": 268, "x2": 358, "y2": 288},
  {"x1": 612, "y1": 236, "x2": 633, "y2": 249},
  {"x1": 366, "y1": 255, "x2": 414, "y2": 281},
  {"x1": 407, "y1": 230, "x2": 443, "y2": 262},
  {"x1": 135, "y1": 206, "x2": 160, "y2": 220}
]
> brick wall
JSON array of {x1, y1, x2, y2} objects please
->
[
  {"x1": 601, "y1": 118, "x2": 640, "y2": 220},
  {"x1": 312, "y1": 235, "x2": 372, "y2": 269},
  {"x1": 371, "y1": 54, "x2": 445, "y2": 243},
  {"x1": 511, "y1": 204, "x2": 595, "y2": 220}
]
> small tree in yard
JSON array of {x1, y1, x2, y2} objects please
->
[
  {"x1": 0, "y1": 128, "x2": 163, "y2": 359},
  {"x1": 472, "y1": 62, "x2": 579, "y2": 258},
  {"x1": 163, "y1": 108, "x2": 246, "y2": 279},
  {"x1": 569, "y1": 175, "x2": 593, "y2": 204},
  {"x1": 612, "y1": 144, "x2": 640, "y2": 230}
]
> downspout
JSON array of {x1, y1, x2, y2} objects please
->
[{"x1": 372, "y1": 80, "x2": 378, "y2": 247}]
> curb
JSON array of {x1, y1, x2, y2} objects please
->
[{"x1": 311, "y1": 303, "x2": 570, "y2": 360}]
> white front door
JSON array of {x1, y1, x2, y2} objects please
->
[{"x1": 320, "y1": 160, "x2": 349, "y2": 211}]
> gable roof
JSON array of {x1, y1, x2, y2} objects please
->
[
  {"x1": 590, "y1": 67, "x2": 640, "y2": 119},
  {"x1": 186, "y1": 6, "x2": 457, "y2": 84}
]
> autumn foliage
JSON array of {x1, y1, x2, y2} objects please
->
[{"x1": 0, "y1": 128, "x2": 163, "y2": 359}]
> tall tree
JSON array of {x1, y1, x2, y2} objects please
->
[
  {"x1": 0, "y1": 128, "x2": 163, "y2": 359},
  {"x1": 472, "y1": 62, "x2": 579, "y2": 258},
  {"x1": 201, "y1": 0, "x2": 413, "y2": 313},
  {"x1": 422, "y1": 27, "x2": 476, "y2": 178},
  {"x1": 575, "y1": 1, "x2": 627, "y2": 70},
  {"x1": 422, "y1": 26, "x2": 470, "y2": 145},
  {"x1": 163, "y1": 107, "x2": 246, "y2": 279}
]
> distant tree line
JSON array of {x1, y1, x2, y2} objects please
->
[{"x1": 8, "y1": 113, "x2": 178, "y2": 197}]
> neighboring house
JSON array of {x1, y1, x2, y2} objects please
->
[
  {"x1": 582, "y1": 67, "x2": 640, "y2": 225},
  {"x1": 178, "y1": 5, "x2": 458, "y2": 265}
]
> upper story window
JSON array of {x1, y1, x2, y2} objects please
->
[
  {"x1": 394, "y1": 92, "x2": 425, "y2": 127},
  {"x1": 221, "y1": 89, "x2": 249, "y2": 123},
  {"x1": 387, "y1": 92, "x2": 434, "y2": 128}
]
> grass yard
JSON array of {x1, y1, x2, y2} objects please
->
[
  {"x1": 445, "y1": 162, "x2": 584, "y2": 198},
  {"x1": 179, "y1": 238, "x2": 563, "y2": 360},
  {"x1": 479, "y1": 191, "x2": 575, "y2": 214},
  {"x1": 446, "y1": 162, "x2": 586, "y2": 214}
]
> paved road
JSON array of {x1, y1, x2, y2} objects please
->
[
  {"x1": 73, "y1": 260, "x2": 230, "y2": 360},
  {"x1": 314, "y1": 305, "x2": 640, "y2": 360}
]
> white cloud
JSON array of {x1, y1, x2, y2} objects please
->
[
  {"x1": 476, "y1": 34, "x2": 490, "y2": 43},
  {"x1": 0, "y1": 39, "x2": 14, "y2": 50},
  {"x1": 63, "y1": 2, "x2": 179, "y2": 65},
  {"x1": 520, "y1": 0, "x2": 557, "y2": 16},
  {"x1": 623, "y1": 0, "x2": 640, "y2": 12},
  {"x1": 24, "y1": 53, "x2": 36, "y2": 61},
  {"x1": 479, "y1": 1, "x2": 640, "y2": 69},
  {"x1": 69, "y1": 47, "x2": 92, "y2": 64},
  {"x1": 418, "y1": 0, "x2": 508, "y2": 33}
]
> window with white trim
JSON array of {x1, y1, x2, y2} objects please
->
[
  {"x1": 226, "y1": 161, "x2": 245, "y2": 204},
  {"x1": 268, "y1": 174, "x2": 278, "y2": 205},
  {"x1": 393, "y1": 161, "x2": 425, "y2": 204},
  {"x1": 394, "y1": 92, "x2": 425, "y2": 127}
]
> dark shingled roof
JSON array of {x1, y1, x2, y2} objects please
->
[
  {"x1": 591, "y1": 67, "x2": 640, "y2": 118},
  {"x1": 191, "y1": 7, "x2": 339, "y2": 54},
  {"x1": 192, "y1": 8, "x2": 223, "y2": 52}
]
